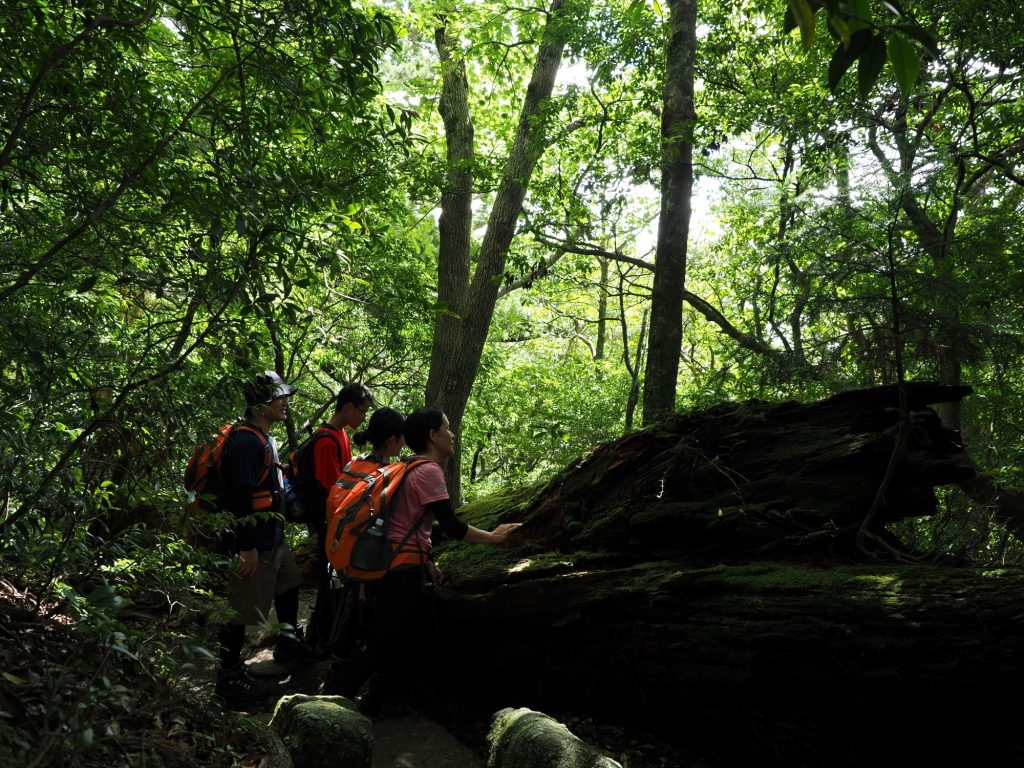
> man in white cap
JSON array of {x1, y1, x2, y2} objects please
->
[{"x1": 214, "y1": 370, "x2": 316, "y2": 706}]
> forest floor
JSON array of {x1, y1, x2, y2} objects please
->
[
  {"x1": 219, "y1": 644, "x2": 486, "y2": 768},
  {"x1": 0, "y1": 574, "x2": 690, "y2": 768},
  {"x1": 211, "y1": 626, "x2": 690, "y2": 767}
]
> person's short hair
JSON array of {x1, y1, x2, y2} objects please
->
[
  {"x1": 353, "y1": 407, "x2": 406, "y2": 450},
  {"x1": 403, "y1": 406, "x2": 445, "y2": 454},
  {"x1": 336, "y1": 382, "x2": 374, "y2": 412}
]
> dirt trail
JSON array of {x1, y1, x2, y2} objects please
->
[
  {"x1": 235, "y1": 648, "x2": 484, "y2": 768},
  {"x1": 371, "y1": 716, "x2": 483, "y2": 768}
]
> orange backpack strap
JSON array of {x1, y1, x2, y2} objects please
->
[
  {"x1": 231, "y1": 422, "x2": 272, "y2": 487},
  {"x1": 380, "y1": 458, "x2": 434, "y2": 566}
]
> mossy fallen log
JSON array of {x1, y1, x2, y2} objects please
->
[
  {"x1": 487, "y1": 708, "x2": 622, "y2": 768},
  {"x1": 433, "y1": 560, "x2": 1024, "y2": 764},
  {"x1": 428, "y1": 383, "x2": 1024, "y2": 765}
]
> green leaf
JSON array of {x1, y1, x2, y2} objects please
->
[
  {"x1": 894, "y1": 23, "x2": 940, "y2": 58},
  {"x1": 887, "y1": 33, "x2": 919, "y2": 94},
  {"x1": 845, "y1": 0, "x2": 871, "y2": 32},
  {"x1": 828, "y1": 14, "x2": 850, "y2": 46},
  {"x1": 626, "y1": 0, "x2": 646, "y2": 25},
  {"x1": 2, "y1": 671, "x2": 27, "y2": 686},
  {"x1": 788, "y1": 0, "x2": 817, "y2": 49},
  {"x1": 111, "y1": 643, "x2": 140, "y2": 662},
  {"x1": 828, "y1": 43, "x2": 857, "y2": 92},
  {"x1": 857, "y1": 33, "x2": 887, "y2": 99},
  {"x1": 827, "y1": 29, "x2": 872, "y2": 93},
  {"x1": 86, "y1": 581, "x2": 127, "y2": 611}
]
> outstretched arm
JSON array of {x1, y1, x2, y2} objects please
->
[{"x1": 426, "y1": 499, "x2": 520, "y2": 544}]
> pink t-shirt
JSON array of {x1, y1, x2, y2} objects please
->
[{"x1": 388, "y1": 460, "x2": 448, "y2": 552}]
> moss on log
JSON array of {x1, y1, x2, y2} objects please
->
[{"x1": 429, "y1": 384, "x2": 1024, "y2": 765}]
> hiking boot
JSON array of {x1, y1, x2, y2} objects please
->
[
  {"x1": 215, "y1": 664, "x2": 270, "y2": 706},
  {"x1": 355, "y1": 687, "x2": 383, "y2": 718},
  {"x1": 273, "y1": 633, "x2": 327, "y2": 663},
  {"x1": 321, "y1": 660, "x2": 343, "y2": 695}
]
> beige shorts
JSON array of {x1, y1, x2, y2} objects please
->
[{"x1": 226, "y1": 544, "x2": 303, "y2": 625}]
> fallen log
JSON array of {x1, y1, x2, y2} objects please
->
[{"x1": 428, "y1": 382, "x2": 1024, "y2": 765}]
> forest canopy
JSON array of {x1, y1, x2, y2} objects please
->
[
  {"x1": 2, "y1": 0, "x2": 1024, "y2": 764},
  {"x1": 2, "y1": 0, "x2": 1023, "y2": 553},
  {"x1": 2, "y1": 0, "x2": 1024, "y2": 690}
]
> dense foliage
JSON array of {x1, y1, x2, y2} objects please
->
[{"x1": 1, "y1": 0, "x2": 1023, "y2": 762}]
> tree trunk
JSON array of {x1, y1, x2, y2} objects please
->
[
  {"x1": 641, "y1": 0, "x2": 696, "y2": 424},
  {"x1": 434, "y1": 560, "x2": 1024, "y2": 766},
  {"x1": 426, "y1": 1, "x2": 569, "y2": 503},
  {"x1": 595, "y1": 258, "x2": 608, "y2": 360}
]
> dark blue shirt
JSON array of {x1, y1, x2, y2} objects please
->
[{"x1": 221, "y1": 424, "x2": 284, "y2": 552}]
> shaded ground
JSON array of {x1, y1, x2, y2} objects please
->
[
  {"x1": 216, "y1": 600, "x2": 486, "y2": 768},
  {"x1": 371, "y1": 716, "x2": 483, "y2": 768}
]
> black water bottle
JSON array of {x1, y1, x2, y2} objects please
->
[{"x1": 283, "y1": 477, "x2": 305, "y2": 522}]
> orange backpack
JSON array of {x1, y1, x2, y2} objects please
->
[
  {"x1": 325, "y1": 456, "x2": 431, "y2": 581},
  {"x1": 183, "y1": 422, "x2": 271, "y2": 520}
]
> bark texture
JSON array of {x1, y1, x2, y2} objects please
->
[
  {"x1": 429, "y1": 382, "x2": 1024, "y2": 765},
  {"x1": 642, "y1": 0, "x2": 697, "y2": 424},
  {"x1": 427, "y1": 1, "x2": 569, "y2": 503}
]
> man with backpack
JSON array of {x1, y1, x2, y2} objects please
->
[
  {"x1": 292, "y1": 382, "x2": 374, "y2": 651},
  {"x1": 214, "y1": 371, "x2": 317, "y2": 706}
]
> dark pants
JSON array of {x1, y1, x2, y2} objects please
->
[
  {"x1": 217, "y1": 585, "x2": 300, "y2": 668},
  {"x1": 306, "y1": 517, "x2": 333, "y2": 646},
  {"x1": 326, "y1": 569, "x2": 427, "y2": 703},
  {"x1": 329, "y1": 584, "x2": 364, "y2": 660}
]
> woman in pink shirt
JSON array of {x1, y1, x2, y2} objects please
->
[{"x1": 323, "y1": 406, "x2": 520, "y2": 715}]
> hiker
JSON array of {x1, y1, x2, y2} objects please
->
[
  {"x1": 214, "y1": 371, "x2": 317, "y2": 705},
  {"x1": 322, "y1": 406, "x2": 408, "y2": 678},
  {"x1": 322, "y1": 406, "x2": 521, "y2": 715},
  {"x1": 303, "y1": 383, "x2": 375, "y2": 651}
]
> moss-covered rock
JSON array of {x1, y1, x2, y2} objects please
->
[
  {"x1": 229, "y1": 713, "x2": 292, "y2": 768},
  {"x1": 269, "y1": 695, "x2": 372, "y2": 768},
  {"x1": 487, "y1": 708, "x2": 622, "y2": 768}
]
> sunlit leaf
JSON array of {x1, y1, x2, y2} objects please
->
[
  {"x1": 788, "y1": 0, "x2": 817, "y2": 49},
  {"x1": 894, "y1": 23, "x2": 939, "y2": 57},
  {"x1": 887, "y1": 33, "x2": 919, "y2": 94}
]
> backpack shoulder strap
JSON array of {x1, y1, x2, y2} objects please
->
[
  {"x1": 229, "y1": 421, "x2": 272, "y2": 485},
  {"x1": 233, "y1": 422, "x2": 268, "y2": 445},
  {"x1": 304, "y1": 424, "x2": 345, "y2": 467},
  {"x1": 388, "y1": 458, "x2": 438, "y2": 557}
]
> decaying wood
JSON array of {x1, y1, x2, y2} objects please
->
[
  {"x1": 429, "y1": 382, "x2": 1024, "y2": 766},
  {"x1": 507, "y1": 381, "x2": 974, "y2": 563}
]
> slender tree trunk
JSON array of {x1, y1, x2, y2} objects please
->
[
  {"x1": 624, "y1": 310, "x2": 648, "y2": 432},
  {"x1": 426, "y1": 20, "x2": 474, "y2": 411},
  {"x1": 426, "y1": 1, "x2": 569, "y2": 504},
  {"x1": 642, "y1": 0, "x2": 696, "y2": 425},
  {"x1": 596, "y1": 258, "x2": 609, "y2": 360},
  {"x1": 868, "y1": 107, "x2": 966, "y2": 432}
]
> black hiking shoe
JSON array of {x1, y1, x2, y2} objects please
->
[
  {"x1": 215, "y1": 664, "x2": 270, "y2": 706},
  {"x1": 321, "y1": 660, "x2": 344, "y2": 695},
  {"x1": 273, "y1": 631, "x2": 327, "y2": 663}
]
